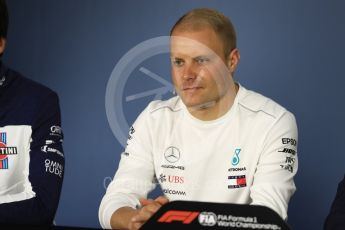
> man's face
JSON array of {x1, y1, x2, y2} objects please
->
[
  {"x1": 0, "y1": 37, "x2": 5, "y2": 55},
  {"x1": 170, "y1": 28, "x2": 236, "y2": 109}
]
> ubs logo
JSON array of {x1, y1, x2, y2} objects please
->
[
  {"x1": 164, "y1": 146, "x2": 180, "y2": 163},
  {"x1": 158, "y1": 173, "x2": 184, "y2": 184}
]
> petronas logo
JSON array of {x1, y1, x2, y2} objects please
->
[{"x1": 231, "y1": 148, "x2": 241, "y2": 166}]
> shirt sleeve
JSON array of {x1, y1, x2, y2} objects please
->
[
  {"x1": 250, "y1": 111, "x2": 298, "y2": 220},
  {"x1": 324, "y1": 174, "x2": 345, "y2": 229},
  {"x1": 0, "y1": 92, "x2": 65, "y2": 225},
  {"x1": 99, "y1": 104, "x2": 156, "y2": 229}
]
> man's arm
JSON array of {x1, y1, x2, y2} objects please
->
[
  {"x1": 110, "y1": 207, "x2": 139, "y2": 229},
  {"x1": 250, "y1": 111, "x2": 298, "y2": 220},
  {"x1": 110, "y1": 196, "x2": 169, "y2": 230},
  {"x1": 0, "y1": 92, "x2": 64, "y2": 225},
  {"x1": 127, "y1": 197, "x2": 169, "y2": 230},
  {"x1": 99, "y1": 103, "x2": 158, "y2": 229},
  {"x1": 324, "y1": 175, "x2": 345, "y2": 229}
]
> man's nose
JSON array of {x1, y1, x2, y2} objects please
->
[{"x1": 183, "y1": 62, "x2": 198, "y2": 80}]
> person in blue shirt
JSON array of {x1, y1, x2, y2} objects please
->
[
  {"x1": 324, "y1": 175, "x2": 345, "y2": 230},
  {"x1": 0, "y1": 0, "x2": 65, "y2": 226}
]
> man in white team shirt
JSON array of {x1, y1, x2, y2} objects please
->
[{"x1": 99, "y1": 8, "x2": 298, "y2": 230}]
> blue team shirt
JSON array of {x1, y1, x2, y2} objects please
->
[
  {"x1": 325, "y1": 175, "x2": 345, "y2": 230},
  {"x1": 0, "y1": 61, "x2": 64, "y2": 225}
]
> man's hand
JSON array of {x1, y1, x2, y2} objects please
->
[{"x1": 128, "y1": 196, "x2": 169, "y2": 230}]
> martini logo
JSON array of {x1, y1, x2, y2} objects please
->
[{"x1": 0, "y1": 132, "x2": 18, "y2": 169}]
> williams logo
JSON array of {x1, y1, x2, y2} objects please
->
[
  {"x1": 231, "y1": 148, "x2": 241, "y2": 166},
  {"x1": 0, "y1": 132, "x2": 18, "y2": 169}
]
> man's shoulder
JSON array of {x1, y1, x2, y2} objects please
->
[
  {"x1": 146, "y1": 96, "x2": 183, "y2": 115},
  {"x1": 238, "y1": 86, "x2": 290, "y2": 119},
  {"x1": 0, "y1": 67, "x2": 60, "y2": 127},
  {"x1": 132, "y1": 96, "x2": 182, "y2": 127},
  {"x1": 10, "y1": 69, "x2": 56, "y2": 98},
  {"x1": 5, "y1": 68, "x2": 58, "y2": 104}
]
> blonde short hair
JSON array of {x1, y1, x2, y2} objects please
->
[{"x1": 170, "y1": 8, "x2": 237, "y2": 59}]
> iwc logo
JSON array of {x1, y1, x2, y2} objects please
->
[{"x1": 164, "y1": 146, "x2": 180, "y2": 163}]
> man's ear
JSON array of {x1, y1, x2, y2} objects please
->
[
  {"x1": 0, "y1": 37, "x2": 6, "y2": 55},
  {"x1": 226, "y1": 48, "x2": 240, "y2": 74}
]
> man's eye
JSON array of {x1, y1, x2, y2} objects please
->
[
  {"x1": 172, "y1": 59, "x2": 184, "y2": 67},
  {"x1": 196, "y1": 57, "x2": 210, "y2": 65}
]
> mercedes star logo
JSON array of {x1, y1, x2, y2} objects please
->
[{"x1": 164, "y1": 146, "x2": 181, "y2": 163}]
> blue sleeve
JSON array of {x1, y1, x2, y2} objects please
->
[
  {"x1": 0, "y1": 92, "x2": 65, "y2": 225},
  {"x1": 324, "y1": 174, "x2": 345, "y2": 230}
]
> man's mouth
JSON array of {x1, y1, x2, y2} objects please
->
[{"x1": 182, "y1": 86, "x2": 202, "y2": 91}]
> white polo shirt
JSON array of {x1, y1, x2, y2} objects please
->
[{"x1": 99, "y1": 84, "x2": 298, "y2": 229}]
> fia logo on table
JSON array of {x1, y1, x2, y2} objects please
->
[{"x1": 199, "y1": 212, "x2": 217, "y2": 226}]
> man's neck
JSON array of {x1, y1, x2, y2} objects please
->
[{"x1": 188, "y1": 83, "x2": 239, "y2": 121}]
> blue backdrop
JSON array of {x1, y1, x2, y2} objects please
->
[{"x1": 3, "y1": 0, "x2": 345, "y2": 229}]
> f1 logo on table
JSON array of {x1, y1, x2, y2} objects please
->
[{"x1": 158, "y1": 210, "x2": 199, "y2": 224}]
